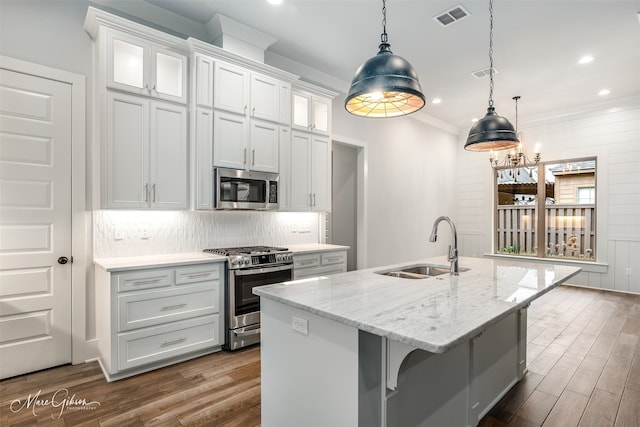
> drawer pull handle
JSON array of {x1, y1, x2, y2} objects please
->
[
  {"x1": 299, "y1": 260, "x2": 315, "y2": 266},
  {"x1": 132, "y1": 278, "x2": 163, "y2": 285},
  {"x1": 161, "y1": 337, "x2": 187, "y2": 347},
  {"x1": 326, "y1": 257, "x2": 342, "y2": 262},
  {"x1": 184, "y1": 272, "x2": 213, "y2": 279},
  {"x1": 162, "y1": 303, "x2": 187, "y2": 311}
]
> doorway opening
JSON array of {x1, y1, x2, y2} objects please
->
[{"x1": 328, "y1": 139, "x2": 367, "y2": 271}]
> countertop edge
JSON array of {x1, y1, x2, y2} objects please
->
[
  {"x1": 287, "y1": 244, "x2": 350, "y2": 254},
  {"x1": 94, "y1": 252, "x2": 227, "y2": 271}
]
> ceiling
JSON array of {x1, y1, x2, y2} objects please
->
[{"x1": 124, "y1": 0, "x2": 639, "y2": 131}]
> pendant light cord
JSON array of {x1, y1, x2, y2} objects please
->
[
  {"x1": 381, "y1": 0, "x2": 388, "y2": 44},
  {"x1": 488, "y1": 0, "x2": 494, "y2": 107}
]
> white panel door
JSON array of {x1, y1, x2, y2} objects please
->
[
  {"x1": 0, "y1": 69, "x2": 72, "y2": 379},
  {"x1": 150, "y1": 101, "x2": 187, "y2": 209}
]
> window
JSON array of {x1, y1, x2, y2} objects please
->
[
  {"x1": 577, "y1": 187, "x2": 595, "y2": 204},
  {"x1": 495, "y1": 158, "x2": 596, "y2": 261}
]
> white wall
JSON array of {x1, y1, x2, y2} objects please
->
[
  {"x1": 455, "y1": 96, "x2": 640, "y2": 294},
  {"x1": 332, "y1": 94, "x2": 460, "y2": 268}
]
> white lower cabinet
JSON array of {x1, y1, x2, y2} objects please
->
[
  {"x1": 95, "y1": 261, "x2": 224, "y2": 381},
  {"x1": 293, "y1": 250, "x2": 347, "y2": 280}
]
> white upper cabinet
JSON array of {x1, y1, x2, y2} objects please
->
[
  {"x1": 213, "y1": 61, "x2": 249, "y2": 115},
  {"x1": 214, "y1": 60, "x2": 290, "y2": 125},
  {"x1": 105, "y1": 92, "x2": 187, "y2": 209},
  {"x1": 212, "y1": 111, "x2": 279, "y2": 173},
  {"x1": 194, "y1": 54, "x2": 214, "y2": 108},
  {"x1": 106, "y1": 30, "x2": 187, "y2": 104},
  {"x1": 290, "y1": 131, "x2": 331, "y2": 212},
  {"x1": 292, "y1": 91, "x2": 331, "y2": 135}
]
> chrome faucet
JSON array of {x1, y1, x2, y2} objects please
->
[{"x1": 429, "y1": 216, "x2": 459, "y2": 275}]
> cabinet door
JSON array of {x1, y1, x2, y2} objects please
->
[
  {"x1": 213, "y1": 110, "x2": 247, "y2": 170},
  {"x1": 195, "y1": 54, "x2": 214, "y2": 108},
  {"x1": 311, "y1": 136, "x2": 331, "y2": 211},
  {"x1": 214, "y1": 61, "x2": 249, "y2": 115},
  {"x1": 279, "y1": 82, "x2": 292, "y2": 125},
  {"x1": 250, "y1": 120, "x2": 279, "y2": 173},
  {"x1": 278, "y1": 127, "x2": 291, "y2": 210},
  {"x1": 312, "y1": 97, "x2": 331, "y2": 135},
  {"x1": 250, "y1": 73, "x2": 280, "y2": 123},
  {"x1": 106, "y1": 92, "x2": 149, "y2": 208},
  {"x1": 292, "y1": 92, "x2": 311, "y2": 131},
  {"x1": 150, "y1": 102, "x2": 188, "y2": 209},
  {"x1": 290, "y1": 131, "x2": 311, "y2": 211},
  {"x1": 152, "y1": 47, "x2": 187, "y2": 103},
  {"x1": 107, "y1": 31, "x2": 149, "y2": 96},
  {"x1": 195, "y1": 108, "x2": 214, "y2": 210}
]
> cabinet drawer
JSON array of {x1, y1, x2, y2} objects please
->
[
  {"x1": 293, "y1": 253, "x2": 320, "y2": 269},
  {"x1": 321, "y1": 252, "x2": 346, "y2": 266},
  {"x1": 118, "y1": 283, "x2": 219, "y2": 331},
  {"x1": 176, "y1": 263, "x2": 221, "y2": 285},
  {"x1": 115, "y1": 269, "x2": 174, "y2": 292},
  {"x1": 118, "y1": 315, "x2": 220, "y2": 370}
]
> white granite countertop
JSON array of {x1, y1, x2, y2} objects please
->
[
  {"x1": 254, "y1": 256, "x2": 581, "y2": 354},
  {"x1": 287, "y1": 243, "x2": 350, "y2": 254},
  {"x1": 93, "y1": 244, "x2": 346, "y2": 271},
  {"x1": 94, "y1": 252, "x2": 226, "y2": 271}
]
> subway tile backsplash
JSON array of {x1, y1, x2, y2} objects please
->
[{"x1": 94, "y1": 210, "x2": 321, "y2": 258}]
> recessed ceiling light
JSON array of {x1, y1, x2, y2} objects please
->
[
  {"x1": 432, "y1": 98, "x2": 442, "y2": 104},
  {"x1": 267, "y1": 0, "x2": 283, "y2": 5},
  {"x1": 578, "y1": 55, "x2": 594, "y2": 65},
  {"x1": 598, "y1": 89, "x2": 611, "y2": 96}
]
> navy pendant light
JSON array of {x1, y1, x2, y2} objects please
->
[
  {"x1": 465, "y1": 0, "x2": 519, "y2": 151},
  {"x1": 345, "y1": 0, "x2": 425, "y2": 118}
]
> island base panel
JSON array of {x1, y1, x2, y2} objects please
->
[
  {"x1": 261, "y1": 298, "x2": 527, "y2": 427},
  {"x1": 260, "y1": 298, "x2": 359, "y2": 427}
]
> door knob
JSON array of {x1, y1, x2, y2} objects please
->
[{"x1": 58, "y1": 256, "x2": 69, "y2": 265}]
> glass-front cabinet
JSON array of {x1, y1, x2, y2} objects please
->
[
  {"x1": 107, "y1": 30, "x2": 187, "y2": 104},
  {"x1": 292, "y1": 91, "x2": 331, "y2": 135}
]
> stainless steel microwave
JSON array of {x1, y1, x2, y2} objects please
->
[{"x1": 213, "y1": 168, "x2": 279, "y2": 210}]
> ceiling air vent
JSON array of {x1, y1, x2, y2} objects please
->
[
  {"x1": 433, "y1": 5, "x2": 471, "y2": 27},
  {"x1": 471, "y1": 66, "x2": 498, "y2": 79}
]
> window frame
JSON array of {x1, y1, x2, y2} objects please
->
[{"x1": 493, "y1": 156, "x2": 597, "y2": 262}]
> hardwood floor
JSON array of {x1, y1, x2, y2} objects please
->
[{"x1": 1, "y1": 285, "x2": 638, "y2": 426}]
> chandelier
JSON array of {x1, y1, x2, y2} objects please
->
[{"x1": 490, "y1": 96, "x2": 541, "y2": 179}]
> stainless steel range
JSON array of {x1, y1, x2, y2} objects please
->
[{"x1": 203, "y1": 246, "x2": 293, "y2": 350}]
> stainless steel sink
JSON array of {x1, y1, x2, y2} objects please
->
[{"x1": 375, "y1": 264, "x2": 451, "y2": 279}]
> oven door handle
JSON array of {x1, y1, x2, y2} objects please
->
[
  {"x1": 233, "y1": 326, "x2": 261, "y2": 337},
  {"x1": 233, "y1": 264, "x2": 293, "y2": 276}
]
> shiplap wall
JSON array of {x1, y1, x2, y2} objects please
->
[{"x1": 455, "y1": 96, "x2": 640, "y2": 294}]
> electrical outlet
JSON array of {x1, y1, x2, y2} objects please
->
[
  {"x1": 625, "y1": 268, "x2": 632, "y2": 276},
  {"x1": 140, "y1": 228, "x2": 149, "y2": 239},
  {"x1": 292, "y1": 315, "x2": 308, "y2": 335},
  {"x1": 114, "y1": 226, "x2": 124, "y2": 241}
]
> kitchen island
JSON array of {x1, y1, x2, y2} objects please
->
[{"x1": 254, "y1": 256, "x2": 581, "y2": 427}]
